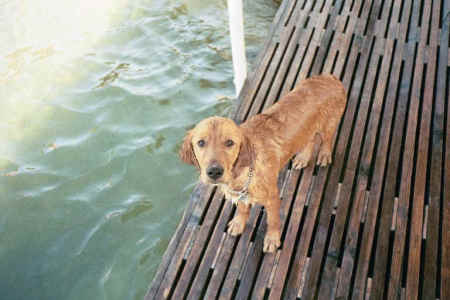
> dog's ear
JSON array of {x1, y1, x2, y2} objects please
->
[
  {"x1": 179, "y1": 130, "x2": 199, "y2": 168},
  {"x1": 233, "y1": 134, "x2": 254, "y2": 177}
]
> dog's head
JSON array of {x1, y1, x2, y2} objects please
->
[{"x1": 179, "y1": 116, "x2": 253, "y2": 184}]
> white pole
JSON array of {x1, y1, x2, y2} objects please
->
[{"x1": 227, "y1": 0, "x2": 247, "y2": 97}]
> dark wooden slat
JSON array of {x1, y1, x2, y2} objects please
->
[
  {"x1": 230, "y1": 168, "x2": 300, "y2": 299},
  {"x1": 214, "y1": 206, "x2": 262, "y2": 299},
  {"x1": 385, "y1": 0, "x2": 426, "y2": 297},
  {"x1": 421, "y1": 42, "x2": 441, "y2": 299},
  {"x1": 287, "y1": 0, "x2": 319, "y2": 28},
  {"x1": 231, "y1": 168, "x2": 298, "y2": 298},
  {"x1": 362, "y1": 42, "x2": 406, "y2": 300},
  {"x1": 354, "y1": 4, "x2": 404, "y2": 299},
  {"x1": 262, "y1": 27, "x2": 314, "y2": 110},
  {"x1": 334, "y1": 2, "x2": 405, "y2": 298},
  {"x1": 201, "y1": 235, "x2": 235, "y2": 299},
  {"x1": 360, "y1": 1, "x2": 415, "y2": 299},
  {"x1": 249, "y1": 169, "x2": 302, "y2": 300},
  {"x1": 370, "y1": 41, "x2": 414, "y2": 300},
  {"x1": 154, "y1": 225, "x2": 198, "y2": 299},
  {"x1": 301, "y1": 18, "x2": 379, "y2": 298},
  {"x1": 278, "y1": 21, "x2": 368, "y2": 300},
  {"x1": 146, "y1": 184, "x2": 212, "y2": 299},
  {"x1": 186, "y1": 200, "x2": 234, "y2": 299},
  {"x1": 170, "y1": 192, "x2": 226, "y2": 298},
  {"x1": 232, "y1": 0, "x2": 297, "y2": 120},
  {"x1": 271, "y1": 172, "x2": 328, "y2": 299},
  {"x1": 246, "y1": 25, "x2": 297, "y2": 117},
  {"x1": 251, "y1": 19, "x2": 337, "y2": 300},
  {"x1": 250, "y1": 31, "x2": 320, "y2": 300},
  {"x1": 352, "y1": 37, "x2": 415, "y2": 300},
  {"x1": 319, "y1": 37, "x2": 394, "y2": 300},
  {"x1": 242, "y1": 5, "x2": 341, "y2": 296},
  {"x1": 405, "y1": 0, "x2": 435, "y2": 296},
  {"x1": 235, "y1": 42, "x2": 278, "y2": 123},
  {"x1": 328, "y1": 8, "x2": 401, "y2": 300},
  {"x1": 304, "y1": 36, "x2": 379, "y2": 300},
  {"x1": 308, "y1": 0, "x2": 346, "y2": 76},
  {"x1": 439, "y1": 1, "x2": 450, "y2": 299}
]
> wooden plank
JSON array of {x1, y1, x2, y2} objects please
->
[
  {"x1": 439, "y1": 1, "x2": 450, "y2": 299},
  {"x1": 347, "y1": 2, "x2": 410, "y2": 298},
  {"x1": 319, "y1": 37, "x2": 394, "y2": 299},
  {"x1": 201, "y1": 235, "x2": 236, "y2": 299},
  {"x1": 385, "y1": 0, "x2": 426, "y2": 297},
  {"x1": 231, "y1": 168, "x2": 300, "y2": 299},
  {"x1": 361, "y1": 44, "x2": 404, "y2": 300},
  {"x1": 309, "y1": 0, "x2": 346, "y2": 76},
  {"x1": 304, "y1": 37, "x2": 379, "y2": 300},
  {"x1": 232, "y1": 0, "x2": 297, "y2": 120},
  {"x1": 252, "y1": 31, "x2": 327, "y2": 300},
  {"x1": 302, "y1": 13, "x2": 380, "y2": 297},
  {"x1": 405, "y1": 0, "x2": 436, "y2": 297},
  {"x1": 262, "y1": 27, "x2": 314, "y2": 110},
  {"x1": 246, "y1": 25, "x2": 297, "y2": 117},
  {"x1": 250, "y1": 14, "x2": 341, "y2": 294},
  {"x1": 354, "y1": 38, "x2": 416, "y2": 300},
  {"x1": 364, "y1": 42, "x2": 412, "y2": 300},
  {"x1": 214, "y1": 206, "x2": 263, "y2": 299},
  {"x1": 250, "y1": 169, "x2": 303, "y2": 300},
  {"x1": 235, "y1": 42, "x2": 278, "y2": 123},
  {"x1": 233, "y1": 225, "x2": 266, "y2": 299},
  {"x1": 259, "y1": 158, "x2": 316, "y2": 298},
  {"x1": 335, "y1": 6, "x2": 405, "y2": 299},
  {"x1": 170, "y1": 192, "x2": 226, "y2": 298},
  {"x1": 270, "y1": 172, "x2": 328, "y2": 299},
  {"x1": 186, "y1": 200, "x2": 234, "y2": 299},
  {"x1": 283, "y1": 0, "x2": 308, "y2": 27},
  {"x1": 370, "y1": 0, "x2": 435, "y2": 297},
  {"x1": 286, "y1": 0, "x2": 320, "y2": 28},
  {"x1": 146, "y1": 184, "x2": 212, "y2": 299},
  {"x1": 343, "y1": 4, "x2": 400, "y2": 299},
  {"x1": 276, "y1": 20, "x2": 367, "y2": 300}
]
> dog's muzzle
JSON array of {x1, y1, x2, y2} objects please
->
[{"x1": 206, "y1": 163, "x2": 224, "y2": 180}]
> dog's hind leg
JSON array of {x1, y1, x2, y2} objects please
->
[
  {"x1": 317, "y1": 116, "x2": 340, "y2": 166},
  {"x1": 293, "y1": 139, "x2": 315, "y2": 169}
]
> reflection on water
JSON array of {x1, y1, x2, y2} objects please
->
[{"x1": 0, "y1": 0, "x2": 277, "y2": 299}]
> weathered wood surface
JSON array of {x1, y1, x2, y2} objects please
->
[{"x1": 146, "y1": 0, "x2": 450, "y2": 299}]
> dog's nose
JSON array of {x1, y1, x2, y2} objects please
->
[{"x1": 207, "y1": 164, "x2": 224, "y2": 180}]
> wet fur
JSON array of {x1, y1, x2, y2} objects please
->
[{"x1": 179, "y1": 74, "x2": 347, "y2": 252}]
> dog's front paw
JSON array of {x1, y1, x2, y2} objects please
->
[
  {"x1": 293, "y1": 155, "x2": 309, "y2": 169},
  {"x1": 227, "y1": 217, "x2": 246, "y2": 236},
  {"x1": 317, "y1": 148, "x2": 332, "y2": 167},
  {"x1": 263, "y1": 230, "x2": 281, "y2": 253}
]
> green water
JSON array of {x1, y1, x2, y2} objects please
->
[{"x1": 0, "y1": 0, "x2": 276, "y2": 299}]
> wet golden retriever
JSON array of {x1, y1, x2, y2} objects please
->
[{"x1": 179, "y1": 74, "x2": 346, "y2": 252}]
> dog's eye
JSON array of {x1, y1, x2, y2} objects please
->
[
  {"x1": 197, "y1": 140, "x2": 205, "y2": 147},
  {"x1": 225, "y1": 139, "x2": 234, "y2": 147}
]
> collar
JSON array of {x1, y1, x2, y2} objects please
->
[{"x1": 228, "y1": 167, "x2": 253, "y2": 205}]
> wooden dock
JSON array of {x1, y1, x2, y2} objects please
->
[{"x1": 146, "y1": 0, "x2": 449, "y2": 299}]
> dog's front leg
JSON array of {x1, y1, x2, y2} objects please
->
[
  {"x1": 263, "y1": 194, "x2": 281, "y2": 253},
  {"x1": 227, "y1": 201, "x2": 250, "y2": 236}
]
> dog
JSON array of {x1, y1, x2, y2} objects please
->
[{"x1": 179, "y1": 74, "x2": 347, "y2": 252}]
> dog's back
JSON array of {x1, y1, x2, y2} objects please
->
[{"x1": 242, "y1": 74, "x2": 346, "y2": 160}]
